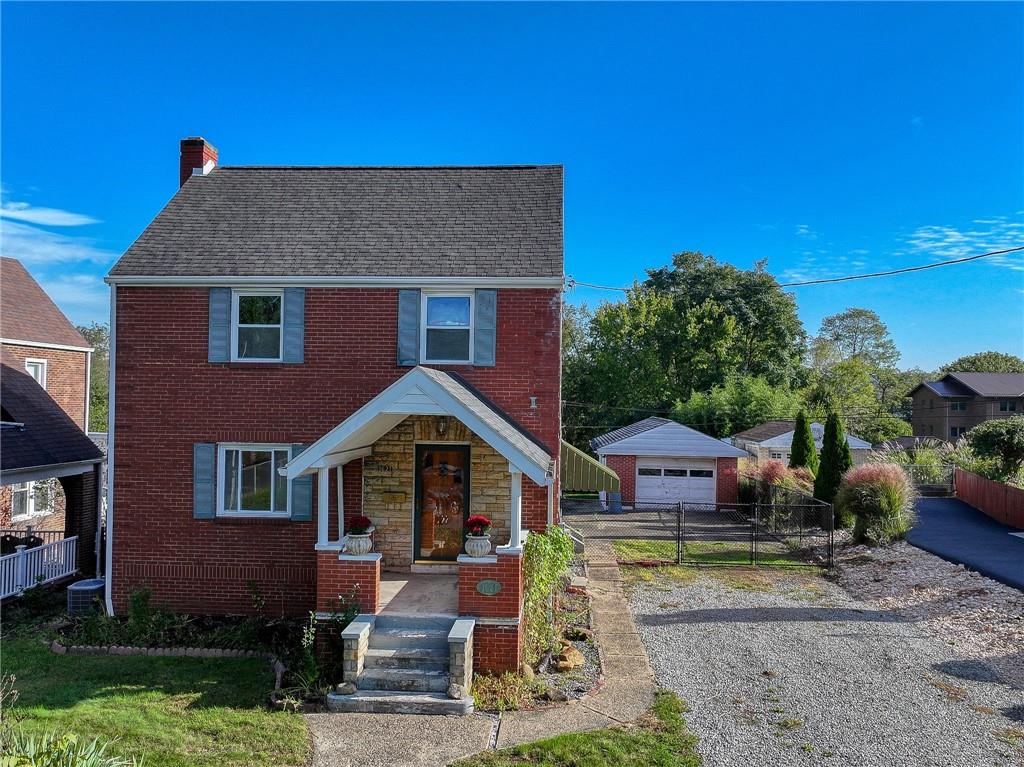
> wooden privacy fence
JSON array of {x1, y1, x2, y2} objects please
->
[
  {"x1": 0, "y1": 536, "x2": 78, "y2": 599},
  {"x1": 955, "y1": 469, "x2": 1024, "y2": 529}
]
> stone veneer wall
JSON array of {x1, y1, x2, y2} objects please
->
[{"x1": 362, "y1": 416, "x2": 512, "y2": 568}]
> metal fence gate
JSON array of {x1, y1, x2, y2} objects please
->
[{"x1": 561, "y1": 497, "x2": 834, "y2": 568}]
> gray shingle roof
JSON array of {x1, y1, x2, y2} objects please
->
[
  {"x1": 1, "y1": 363, "x2": 103, "y2": 473},
  {"x1": 914, "y1": 373, "x2": 1024, "y2": 398},
  {"x1": 108, "y1": 166, "x2": 563, "y2": 278},
  {"x1": 590, "y1": 417, "x2": 673, "y2": 451},
  {"x1": 731, "y1": 420, "x2": 797, "y2": 443}
]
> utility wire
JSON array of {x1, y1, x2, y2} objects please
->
[{"x1": 565, "y1": 245, "x2": 1024, "y2": 293}]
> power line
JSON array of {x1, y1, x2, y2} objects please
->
[{"x1": 564, "y1": 245, "x2": 1024, "y2": 293}]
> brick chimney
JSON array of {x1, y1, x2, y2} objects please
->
[{"x1": 179, "y1": 137, "x2": 218, "y2": 187}]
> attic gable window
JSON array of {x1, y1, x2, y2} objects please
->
[
  {"x1": 421, "y1": 293, "x2": 473, "y2": 364},
  {"x1": 232, "y1": 290, "x2": 283, "y2": 361}
]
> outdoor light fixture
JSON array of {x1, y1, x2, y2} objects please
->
[{"x1": 436, "y1": 415, "x2": 449, "y2": 435}]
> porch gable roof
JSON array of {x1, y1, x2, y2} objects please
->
[{"x1": 283, "y1": 366, "x2": 554, "y2": 486}]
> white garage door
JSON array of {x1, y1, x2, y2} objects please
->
[{"x1": 636, "y1": 458, "x2": 716, "y2": 505}]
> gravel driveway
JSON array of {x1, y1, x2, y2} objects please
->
[{"x1": 628, "y1": 568, "x2": 1023, "y2": 767}]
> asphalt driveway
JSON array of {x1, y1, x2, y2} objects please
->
[{"x1": 908, "y1": 498, "x2": 1024, "y2": 591}]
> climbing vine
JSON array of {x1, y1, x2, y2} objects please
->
[{"x1": 521, "y1": 526, "x2": 574, "y2": 665}]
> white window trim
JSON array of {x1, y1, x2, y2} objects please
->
[
  {"x1": 11, "y1": 481, "x2": 35, "y2": 521},
  {"x1": 420, "y1": 291, "x2": 474, "y2": 365},
  {"x1": 230, "y1": 289, "x2": 284, "y2": 363},
  {"x1": 25, "y1": 358, "x2": 47, "y2": 389},
  {"x1": 216, "y1": 443, "x2": 292, "y2": 518}
]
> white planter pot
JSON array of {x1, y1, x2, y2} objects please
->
[
  {"x1": 465, "y1": 534, "x2": 492, "y2": 558},
  {"x1": 346, "y1": 533, "x2": 373, "y2": 556}
]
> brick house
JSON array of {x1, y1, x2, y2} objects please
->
[
  {"x1": 105, "y1": 138, "x2": 563, "y2": 712},
  {"x1": 909, "y1": 372, "x2": 1024, "y2": 441},
  {"x1": 1, "y1": 257, "x2": 95, "y2": 537},
  {"x1": 591, "y1": 417, "x2": 747, "y2": 506}
]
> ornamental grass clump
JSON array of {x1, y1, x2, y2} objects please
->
[{"x1": 835, "y1": 463, "x2": 917, "y2": 545}]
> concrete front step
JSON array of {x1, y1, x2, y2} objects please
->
[
  {"x1": 357, "y1": 667, "x2": 450, "y2": 693},
  {"x1": 327, "y1": 689, "x2": 474, "y2": 715},
  {"x1": 369, "y1": 627, "x2": 450, "y2": 651},
  {"x1": 364, "y1": 647, "x2": 449, "y2": 671}
]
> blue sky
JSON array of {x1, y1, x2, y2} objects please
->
[{"x1": 2, "y1": 2, "x2": 1022, "y2": 370}]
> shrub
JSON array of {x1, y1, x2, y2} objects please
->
[
  {"x1": 789, "y1": 410, "x2": 819, "y2": 476},
  {"x1": 521, "y1": 527, "x2": 574, "y2": 665},
  {"x1": 966, "y1": 416, "x2": 1024, "y2": 483},
  {"x1": 814, "y1": 412, "x2": 853, "y2": 506},
  {"x1": 0, "y1": 730, "x2": 142, "y2": 767},
  {"x1": 835, "y1": 463, "x2": 917, "y2": 545}
]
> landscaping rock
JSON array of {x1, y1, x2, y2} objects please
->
[
  {"x1": 554, "y1": 646, "x2": 585, "y2": 672},
  {"x1": 334, "y1": 682, "x2": 356, "y2": 695},
  {"x1": 564, "y1": 626, "x2": 594, "y2": 642},
  {"x1": 543, "y1": 688, "x2": 569, "y2": 702},
  {"x1": 520, "y1": 662, "x2": 535, "y2": 681}
]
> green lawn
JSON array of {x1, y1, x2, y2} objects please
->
[
  {"x1": 2, "y1": 638, "x2": 308, "y2": 767},
  {"x1": 453, "y1": 690, "x2": 700, "y2": 767},
  {"x1": 613, "y1": 538, "x2": 815, "y2": 568}
]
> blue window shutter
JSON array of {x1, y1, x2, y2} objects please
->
[
  {"x1": 282, "y1": 288, "x2": 305, "y2": 363},
  {"x1": 397, "y1": 289, "x2": 421, "y2": 366},
  {"x1": 208, "y1": 288, "x2": 231, "y2": 362},
  {"x1": 193, "y1": 443, "x2": 216, "y2": 519},
  {"x1": 474, "y1": 289, "x2": 497, "y2": 366},
  {"x1": 290, "y1": 444, "x2": 312, "y2": 521}
]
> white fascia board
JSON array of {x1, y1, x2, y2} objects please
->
[
  {"x1": 284, "y1": 367, "x2": 552, "y2": 486},
  {"x1": 104, "y1": 275, "x2": 564, "y2": 289},
  {"x1": 1, "y1": 458, "x2": 102, "y2": 485},
  {"x1": 1, "y1": 338, "x2": 93, "y2": 353}
]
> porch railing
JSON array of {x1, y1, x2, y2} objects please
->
[
  {"x1": 0, "y1": 528, "x2": 65, "y2": 554},
  {"x1": 0, "y1": 536, "x2": 78, "y2": 600}
]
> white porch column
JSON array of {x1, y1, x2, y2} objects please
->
[
  {"x1": 336, "y1": 465, "x2": 345, "y2": 540},
  {"x1": 317, "y1": 468, "x2": 329, "y2": 546},
  {"x1": 509, "y1": 468, "x2": 523, "y2": 549}
]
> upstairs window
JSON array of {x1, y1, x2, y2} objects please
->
[
  {"x1": 421, "y1": 293, "x2": 473, "y2": 364},
  {"x1": 232, "y1": 291, "x2": 283, "y2": 361},
  {"x1": 999, "y1": 400, "x2": 1017, "y2": 412},
  {"x1": 218, "y1": 444, "x2": 291, "y2": 516},
  {"x1": 950, "y1": 401, "x2": 967, "y2": 412},
  {"x1": 24, "y1": 359, "x2": 47, "y2": 388}
]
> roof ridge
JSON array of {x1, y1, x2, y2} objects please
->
[{"x1": 215, "y1": 164, "x2": 563, "y2": 171}]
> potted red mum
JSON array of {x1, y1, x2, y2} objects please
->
[
  {"x1": 464, "y1": 514, "x2": 493, "y2": 557},
  {"x1": 345, "y1": 515, "x2": 375, "y2": 555}
]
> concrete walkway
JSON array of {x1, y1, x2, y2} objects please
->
[
  {"x1": 308, "y1": 541, "x2": 656, "y2": 765},
  {"x1": 908, "y1": 498, "x2": 1024, "y2": 591}
]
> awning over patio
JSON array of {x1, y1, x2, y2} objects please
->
[
  {"x1": 283, "y1": 366, "x2": 554, "y2": 487},
  {"x1": 560, "y1": 440, "x2": 620, "y2": 492}
]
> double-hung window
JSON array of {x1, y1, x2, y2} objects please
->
[
  {"x1": 421, "y1": 293, "x2": 473, "y2": 364},
  {"x1": 950, "y1": 401, "x2": 967, "y2": 412},
  {"x1": 232, "y1": 291, "x2": 283, "y2": 361},
  {"x1": 218, "y1": 444, "x2": 291, "y2": 517},
  {"x1": 11, "y1": 482, "x2": 33, "y2": 520},
  {"x1": 999, "y1": 400, "x2": 1017, "y2": 413},
  {"x1": 24, "y1": 359, "x2": 47, "y2": 388}
]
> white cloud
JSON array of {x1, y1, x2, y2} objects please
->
[
  {"x1": 0, "y1": 201, "x2": 99, "y2": 226},
  {"x1": 0, "y1": 219, "x2": 115, "y2": 266},
  {"x1": 795, "y1": 224, "x2": 818, "y2": 240},
  {"x1": 904, "y1": 214, "x2": 1024, "y2": 271},
  {"x1": 37, "y1": 273, "x2": 110, "y2": 325}
]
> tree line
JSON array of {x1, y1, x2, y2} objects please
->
[{"x1": 563, "y1": 250, "x2": 1024, "y2": 450}]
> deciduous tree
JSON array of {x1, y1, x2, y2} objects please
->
[{"x1": 940, "y1": 351, "x2": 1024, "y2": 374}]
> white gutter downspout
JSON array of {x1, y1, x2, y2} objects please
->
[
  {"x1": 84, "y1": 349, "x2": 92, "y2": 432},
  {"x1": 104, "y1": 284, "x2": 116, "y2": 614}
]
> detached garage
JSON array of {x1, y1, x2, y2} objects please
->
[{"x1": 590, "y1": 417, "x2": 748, "y2": 506}]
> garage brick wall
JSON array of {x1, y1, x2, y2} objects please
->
[
  {"x1": 716, "y1": 458, "x2": 738, "y2": 504},
  {"x1": 603, "y1": 454, "x2": 636, "y2": 505}
]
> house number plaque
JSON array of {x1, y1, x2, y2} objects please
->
[{"x1": 476, "y1": 579, "x2": 502, "y2": 596}]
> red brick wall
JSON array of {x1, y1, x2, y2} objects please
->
[
  {"x1": 2, "y1": 343, "x2": 88, "y2": 429},
  {"x1": 458, "y1": 552, "x2": 522, "y2": 619},
  {"x1": 474, "y1": 624, "x2": 522, "y2": 674},
  {"x1": 604, "y1": 455, "x2": 636, "y2": 505},
  {"x1": 316, "y1": 552, "x2": 381, "y2": 613},
  {"x1": 716, "y1": 458, "x2": 738, "y2": 504},
  {"x1": 0, "y1": 482, "x2": 66, "y2": 532},
  {"x1": 111, "y1": 286, "x2": 560, "y2": 614}
]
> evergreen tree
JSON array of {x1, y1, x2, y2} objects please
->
[
  {"x1": 814, "y1": 411, "x2": 853, "y2": 506},
  {"x1": 788, "y1": 410, "x2": 819, "y2": 475}
]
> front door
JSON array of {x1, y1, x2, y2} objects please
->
[{"x1": 415, "y1": 444, "x2": 470, "y2": 561}]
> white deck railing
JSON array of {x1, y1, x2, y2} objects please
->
[{"x1": 0, "y1": 536, "x2": 78, "y2": 599}]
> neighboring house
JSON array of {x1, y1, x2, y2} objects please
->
[
  {"x1": 732, "y1": 420, "x2": 872, "y2": 466},
  {"x1": 590, "y1": 417, "x2": 747, "y2": 506},
  {"x1": 909, "y1": 372, "x2": 1024, "y2": 441},
  {"x1": 105, "y1": 138, "x2": 563, "y2": 693},
  {"x1": 0, "y1": 257, "x2": 94, "y2": 535},
  {"x1": 0, "y1": 363, "x2": 104, "y2": 572}
]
